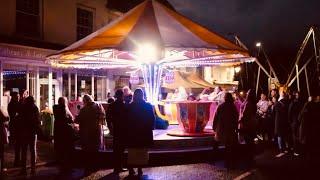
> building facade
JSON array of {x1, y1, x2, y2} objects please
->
[{"x1": 0, "y1": 0, "x2": 126, "y2": 111}]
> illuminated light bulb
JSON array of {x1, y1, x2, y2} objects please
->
[
  {"x1": 235, "y1": 66, "x2": 241, "y2": 73},
  {"x1": 256, "y1": 42, "x2": 262, "y2": 47},
  {"x1": 137, "y1": 43, "x2": 158, "y2": 63}
]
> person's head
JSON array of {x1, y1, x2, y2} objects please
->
[
  {"x1": 83, "y1": 94, "x2": 93, "y2": 105},
  {"x1": 272, "y1": 96, "x2": 277, "y2": 103},
  {"x1": 11, "y1": 91, "x2": 19, "y2": 101},
  {"x1": 214, "y1": 86, "x2": 222, "y2": 93},
  {"x1": 20, "y1": 89, "x2": 29, "y2": 100},
  {"x1": 123, "y1": 86, "x2": 131, "y2": 96},
  {"x1": 58, "y1": 97, "x2": 68, "y2": 106},
  {"x1": 187, "y1": 95, "x2": 196, "y2": 101},
  {"x1": 224, "y1": 92, "x2": 234, "y2": 103},
  {"x1": 25, "y1": 96, "x2": 35, "y2": 105},
  {"x1": 260, "y1": 93, "x2": 267, "y2": 101},
  {"x1": 270, "y1": 89, "x2": 278, "y2": 98},
  {"x1": 107, "y1": 97, "x2": 115, "y2": 104},
  {"x1": 114, "y1": 89, "x2": 124, "y2": 101},
  {"x1": 133, "y1": 88, "x2": 144, "y2": 102}
]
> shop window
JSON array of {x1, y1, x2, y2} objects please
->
[
  {"x1": 77, "y1": 7, "x2": 94, "y2": 40},
  {"x1": 16, "y1": 0, "x2": 41, "y2": 38}
]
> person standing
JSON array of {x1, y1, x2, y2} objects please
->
[
  {"x1": 20, "y1": 96, "x2": 41, "y2": 175},
  {"x1": 238, "y1": 89, "x2": 257, "y2": 166},
  {"x1": 288, "y1": 91, "x2": 304, "y2": 155},
  {"x1": 106, "y1": 89, "x2": 128, "y2": 174},
  {"x1": 0, "y1": 109, "x2": 9, "y2": 174},
  {"x1": 256, "y1": 93, "x2": 269, "y2": 141},
  {"x1": 274, "y1": 92, "x2": 290, "y2": 154},
  {"x1": 75, "y1": 94, "x2": 105, "y2": 173},
  {"x1": 299, "y1": 92, "x2": 320, "y2": 175},
  {"x1": 213, "y1": 93, "x2": 239, "y2": 168},
  {"x1": 126, "y1": 89, "x2": 155, "y2": 177},
  {"x1": 7, "y1": 92, "x2": 21, "y2": 166},
  {"x1": 53, "y1": 97, "x2": 74, "y2": 173}
]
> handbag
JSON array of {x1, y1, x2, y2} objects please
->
[{"x1": 127, "y1": 148, "x2": 149, "y2": 166}]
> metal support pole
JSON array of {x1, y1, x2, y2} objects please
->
[
  {"x1": 256, "y1": 67, "x2": 261, "y2": 96},
  {"x1": 57, "y1": 70, "x2": 63, "y2": 103},
  {"x1": 0, "y1": 61, "x2": 3, "y2": 107},
  {"x1": 68, "y1": 72, "x2": 71, "y2": 101},
  {"x1": 74, "y1": 72, "x2": 77, "y2": 100},
  {"x1": 305, "y1": 68, "x2": 310, "y2": 97},
  {"x1": 91, "y1": 71, "x2": 95, "y2": 99},
  {"x1": 296, "y1": 65, "x2": 300, "y2": 91},
  {"x1": 288, "y1": 56, "x2": 313, "y2": 87},
  {"x1": 286, "y1": 28, "x2": 313, "y2": 86},
  {"x1": 48, "y1": 67, "x2": 53, "y2": 110},
  {"x1": 36, "y1": 67, "x2": 40, "y2": 108},
  {"x1": 26, "y1": 66, "x2": 30, "y2": 93}
]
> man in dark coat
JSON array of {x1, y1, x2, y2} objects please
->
[
  {"x1": 7, "y1": 92, "x2": 21, "y2": 166},
  {"x1": 127, "y1": 89, "x2": 155, "y2": 177},
  {"x1": 106, "y1": 89, "x2": 128, "y2": 174},
  {"x1": 274, "y1": 92, "x2": 290, "y2": 153},
  {"x1": 299, "y1": 93, "x2": 320, "y2": 173},
  {"x1": 288, "y1": 91, "x2": 304, "y2": 155}
]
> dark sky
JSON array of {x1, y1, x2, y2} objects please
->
[{"x1": 168, "y1": 0, "x2": 320, "y2": 79}]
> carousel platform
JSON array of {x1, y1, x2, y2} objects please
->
[{"x1": 73, "y1": 125, "x2": 224, "y2": 167}]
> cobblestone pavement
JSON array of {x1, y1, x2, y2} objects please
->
[
  {"x1": 2, "y1": 147, "x2": 310, "y2": 180},
  {"x1": 2, "y1": 141, "x2": 312, "y2": 180}
]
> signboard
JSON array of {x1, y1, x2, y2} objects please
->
[
  {"x1": 165, "y1": 71, "x2": 175, "y2": 84},
  {"x1": 129, "y1": 74, "x2": 139, "y2": 85}
]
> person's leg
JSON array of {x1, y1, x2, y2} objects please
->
[
  {"x1": 0, "y1": 144, "x2": 4, "y2": 172},
  {"x1": 14, "y1": 137, "x2": 21, "y2": 166},
  {"x1": 20, "y1": 142, "x2": 28, "y2": 174},
  {"x1": 113, "y1": 142, "x2": 121, "y2": 173},
  {"x1": 30, "y1": 135, "x2": 37, "y2": 172}
]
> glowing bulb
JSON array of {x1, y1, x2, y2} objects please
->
[
  {"x1": 235, "y1": 66, "x2": 241, "y2": 73},
  {"x1": 256, "y1": 42, "x2": 261, "y2": 47},
  {"x1": 137, "y1": 43, "x2": 158, "y2": 63}
]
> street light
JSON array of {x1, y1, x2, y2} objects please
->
[{"x1": 256, "y1": 42, "x2": 262, "y2": 47}]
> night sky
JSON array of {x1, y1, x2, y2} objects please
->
[{"x1": 169, "y1": 0, "x2": 320, "y2": 81}]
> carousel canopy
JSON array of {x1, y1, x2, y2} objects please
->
[{"x1": 47, "y1": 0, "x2": 254, "y2": 69}]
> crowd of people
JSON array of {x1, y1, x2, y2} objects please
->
[
  {"x1": 212, "y1": 88, "x2": 320, "y2": 169},
  {"x1": 0, "y1": 85, "x2": 319, "y2": 176}
]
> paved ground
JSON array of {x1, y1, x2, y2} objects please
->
[{"x1": 1, "y1": 141, "x2": 313, "y2": 180}]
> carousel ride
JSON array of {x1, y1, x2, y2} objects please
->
[{"x1": 47, "y1": 0, "x2": 255, "y2": 137}]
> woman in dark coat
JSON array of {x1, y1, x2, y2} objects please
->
[
  {"x1": 53, "y1": 97, "x2": 74, "y2": 172},
  {"x1": 75, "y1": 94, "x2": 105, "y2": 173},
  {"x1": 213, "y1": 93, "x2": 239, "y2": 168},
  {"x1": 127, "y1": 89, "x2": 155, "y2": 177},
  {"x1": 20, "y1": 96, "x2": 41, "y2": 175},
  {"x1": 274, "y1": 92, "x2": 290, "y2": 152},
  {"x1": 238, "y1": 89, "x2": 257, "y2": 165}
]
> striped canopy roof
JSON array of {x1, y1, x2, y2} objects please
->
[{"x1": 48, "y1": 0, "x2": 254, "y2": 69}]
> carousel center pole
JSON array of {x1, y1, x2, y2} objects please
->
[{"x1": 141, "y1": 63, "x2": 163, "y2": 104}]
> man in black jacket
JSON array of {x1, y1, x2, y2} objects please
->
[{"x1": 106, "y1": 89, "x2": 128, "y2": 174}]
